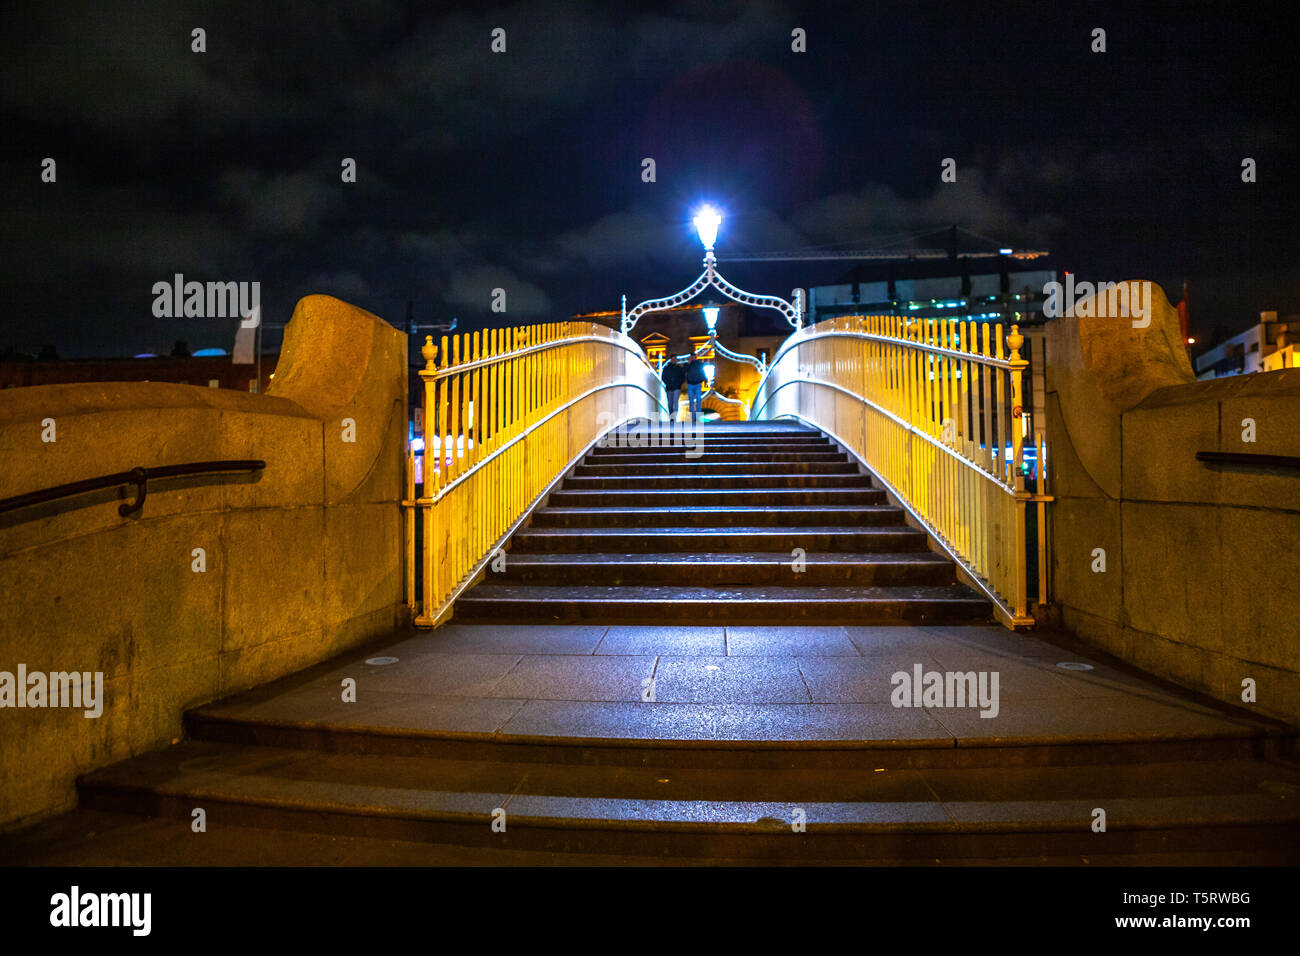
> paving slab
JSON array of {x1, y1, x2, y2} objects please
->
[
  {"x1": 724, "y1": 625, "x2": 862, "y2": 656},
  {"x1": 308, "y1": 653, "x2": 524, "y2": 697},
  {"x1": 498, "y1": 700, "x2": 954, "y2": 743},
  {"x1": 414, "y1": 624, "x2": 609, "y2": 654},
  {"x1": 798, "y1": 655, "x2": 948, "y2": 704},
  {"x1": 651, "y1": 657, "x2": 812, "y2": 704},
  {"x1": 595, "y1": 626, "x2": 726, "y2": 656},
  {"x1": 488, "y1": 655, "x2": 656, "y2": 702}
]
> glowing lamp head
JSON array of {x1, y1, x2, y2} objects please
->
[
  {"x1": 693, "y1": 205, "x2": 722, "y2": 251},
  {"x1": 703, "y1": 363, "x2": 716, "y2": 383},
  {"x1": 702, "y1": 306, "x2": 720, "y2": 331}
]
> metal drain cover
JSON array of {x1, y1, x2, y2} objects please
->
[
  {"x1": 364, "y1": 656, "x2": 399, "y2": 666},
  {"x1": 1056, "y1": 661, "x2": 1095, "y2": 671}
]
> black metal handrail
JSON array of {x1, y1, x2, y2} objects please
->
[
  {"x1": 0, "y1": 460, "x2": 266, "y2": 516},
  {"x1": 1195, "y1": 451, "x2": 1300, "y2": 471}
]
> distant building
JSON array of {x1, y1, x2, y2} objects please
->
[
  {"x1": 1194, "y1": 312, "x2": 1300, "y2": 379},
  {"x1": 809, "y1": 266, "x2": 1057, "y2": 328},
  {"x1": 0, "y1": 352, "x2": 277, "y2": 393},
  {"x1": 574, "y1": 303, "x2": 789, "y2": 420}
]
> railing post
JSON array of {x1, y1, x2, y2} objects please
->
[
  {"x1": 416, "y1": 335, "x2": 439, "y2": 625},
  {"x1": 1008, "y1": 324, "x2": 1029, "y2": 621}
]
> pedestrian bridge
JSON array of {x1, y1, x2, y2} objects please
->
[
  {"x1": 406, "y1": 312, "x2": 1047, "y2": 630},
  {"x1": 2, "y1": 284, "x2": 1297, "y2": 856}
]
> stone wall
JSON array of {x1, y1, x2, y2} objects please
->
[
  {"x1": 1046, "y1": 282, "x2": 1300, "y2": 724},
  {"x1": 0, "y1": 295, "x2": 409, "y2": 829}
]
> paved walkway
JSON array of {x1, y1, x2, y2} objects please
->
[
  {"x1": 6, "y1": 622, "x2": 1297, "y2": 866},
  {"x1": 191, "y1": 623, "x2": 1277, "y2": 748}
]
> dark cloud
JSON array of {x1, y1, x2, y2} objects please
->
[{"x1": 0, "y1": 0, "x2": 1296, "y2": 354}]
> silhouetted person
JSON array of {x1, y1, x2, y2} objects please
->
[
  {"x1": 660, "y1": 358, "x2": 685, "y2": 423},
  {"x1": 685, "y1": 356, "x2": 707, "y2": 425}
]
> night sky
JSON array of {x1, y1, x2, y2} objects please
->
[{"x1": 1, "y1": 0, "x2": 1296, "y2": 357}]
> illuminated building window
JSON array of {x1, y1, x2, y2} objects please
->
[{"x1": 689, "y1": 335, "x2": 714, "y2": 360}]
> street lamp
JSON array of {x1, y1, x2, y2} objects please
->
[
  {"x1": 620, "y1": 203, "x2": 802, "y2": 335},
  {"x1": 693, "y1": 205, "x2": 722, "y2": 252},
  {"x1": 702, "y1": 304, "x2": 720, "y2": 332}
]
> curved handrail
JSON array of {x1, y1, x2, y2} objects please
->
[
  {"x1": 751, "y1": 317, "x2": 1020, "y2": 420},
  {"x1": 750, "y1": 311, "x2": 1038, "y2": 627},
  {"x1": 411, "y1": 321, "x2": 669, "y2": 624},
  {"x1": 704, "y1": 387, "x2": 749, "y2": 417},
  {"x1": 430, "y1": 330, "x2": 662, "y2": 385}
]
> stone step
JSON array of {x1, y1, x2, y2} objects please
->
[
  {"x1": 510, "y1": 526, "x2": 931, "y2": 553},
  {"x1": 491, "y1": 551, "x2": 957, "y2": 586},
  {"x1": 562, "y1": 474, "x2": 876, "y2": 490},
  {"x1": 14, "y1": 808, "x2": 1300, "y2": 866},
  {"x1": 75, "y1": 741, "x2": 1300, "y2": 862},
  {"x1": 452, "y1": 584, "x2": 993, "y2": 625},
  {"x1": 585, "y1": 450, "x2": 848, "y2": 465},
  {"x1": 598, "y1": 434, "x2": 821, "y2": 447},
  {"x1": 546, "y1": 488, "x2": 888, "y2": 507},
  {"x1": 573, "y1": 461, "x2": 862, "y2": 476},
  {"x1": 529, "y1": 505, "x2": 908, "y2": 529},
  {"x1": 588, "y1": 441, "x2": 836, "y2": 457}
]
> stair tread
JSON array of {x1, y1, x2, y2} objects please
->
[
  {"x1": 578, "y1": 461, "x2": 855, "y2": 467},
  {"x1": 516, "y1": 526, "x2": 925, "y2": 535},
  {"x1": 552, "y1": 489, "x2": 880, "y2": 496},
  {"x1": 565, "y1": 474, "x2": 870, "y2": 480},
  {"x1": 460, "y1": 584, "x2": 984, "y2": 600},
  {"x1": 504, "y1": 551, "x2": 952, "y2": 564},
  {"x1": 536, "y1": 505, "x2": 901, "y2": 516}
]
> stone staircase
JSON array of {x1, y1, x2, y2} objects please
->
[
  {"x1": 8, "y1": 421, "x2": 1298, "y2": 866},
  {"x1": 456, "y1": 421, "x2": 993, "y2": 625},
  {"x1": 54, "y1": 620, "x2": 1300, "y2": 865}
]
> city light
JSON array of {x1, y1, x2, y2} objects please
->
[
  {"x1": 704, "y1": 362, "x2": 716, "y2": 382},
  {"x1": 693, "y1": 205, "x2": 722, "y2": 251},
  {"x1": 702, "y1": 305, "x2": 719, "y2": 331}
]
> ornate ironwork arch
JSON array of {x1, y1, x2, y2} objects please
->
[{"x1": 621, "y1": 252, "x2": 803, "y2": 335}]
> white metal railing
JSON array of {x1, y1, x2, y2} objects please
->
[
  {"x1": 405, "y1": 322, "x2": 667, "y2": 624},
  {"x1": 753, "y1": 313, "x2": 1051, "y2": 627}
]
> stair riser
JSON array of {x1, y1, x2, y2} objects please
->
[
  {"x1": 490, "y1": 562, "x2": 957, "y2": 586},
  {"x1": 547, "y1": 490, "x2": 888, "y2": 507},
  {"x1": 73, "y1": 784, "x2": 1300, "y2": 862},
  {"x1": 574, "y1": 463, "x2": 862, "y2": 476},
  {"x1": 529, "y1": 509, "x2": 906, "y2": 529},
  {"x1": 182, "y1": 716, "x2": 1288, "y2": 771},
  {"x1": 510, "y1": 531, "x2": 930, "y2": 553},
  {"x1": 589, "y1": 443, "x2": 835, "y2": 457},
  {"x1": 586, "y1": 452, "x2": 848, "y2": 465},
  {"x1": 563, "y1": 476, "x2": 876, "y2": 489},
  {"x1": 594, "y1": 435, "x2": 830, "y2": 448},
  {"x1": 453, "y1": 596, "x2": 991, "y2": 625}
]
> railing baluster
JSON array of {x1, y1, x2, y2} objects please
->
[
  {"x1": 406, "y1": 320, "x2": 667, "y2": 624},
  {"x1": 746, "y1": 311, "x2": 1044, "y2": 629}
]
